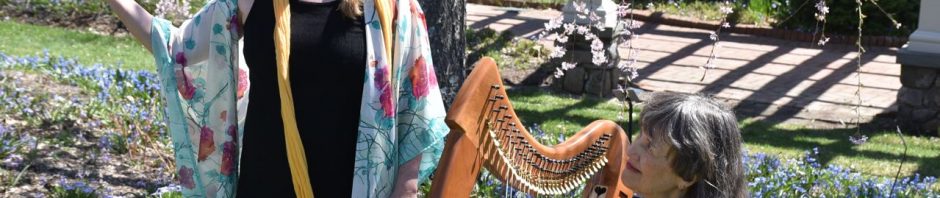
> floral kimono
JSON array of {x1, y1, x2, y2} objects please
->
[{"x1": 149, "y1": 0, "x2": 449, "y2": 197}]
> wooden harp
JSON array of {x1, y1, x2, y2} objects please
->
[{"x1": 430, "y1": 58, "x2": 633, "y2": 198}]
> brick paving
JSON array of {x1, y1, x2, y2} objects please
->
[{"x1": 467, "y1": 3, "x2": 901, "y2": 127}]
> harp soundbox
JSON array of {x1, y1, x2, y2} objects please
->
[{"x1": 430, "y1": 57, "x2": 633, "y2": 198}]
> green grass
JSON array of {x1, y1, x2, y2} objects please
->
[
  {"x1": 740, "y1": 119, "x2": 940, "y2": 178},
  {"x1": 0, "y1": 20, "x2": 154, "y2": 70},
  {"x1": 508, "y1": 87, "x2": 637, "y2": 135},
  {"x1": 505, "y1": 87, "x2": 940, "y2": 181}
]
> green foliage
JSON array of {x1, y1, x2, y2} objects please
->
[
  {"x1": 0, "y1": 0, "x2": 210, "y2": 25},
  {"x1": 0, "y1": 0, "x2": 110, "y2": 18},
  {"x1": 622, "y1": 0, "x2": 916, "y2": 36},
  {"x1": 778, "y1": 0, "x2": 917, "y2": 36}
]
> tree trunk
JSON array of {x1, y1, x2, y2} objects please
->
[{"x1": 418, "y1": 0, "x2": 467, "y2": 109}]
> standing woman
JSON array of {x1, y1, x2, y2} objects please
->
[{"x1": 106, "y1": 0, "x2": 449, "y2": 197}]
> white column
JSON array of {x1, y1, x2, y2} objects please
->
[{"x1": 906, "y1": 0, "x2": 940, "y2": 53}]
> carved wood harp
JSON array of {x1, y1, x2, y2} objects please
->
[{"x1": 430, "y1": 58, "x2": 634, "y2": 198}]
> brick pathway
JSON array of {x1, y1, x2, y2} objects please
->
[{"x1": 467, "y1": 3, "x2": 901, "y2": 127}]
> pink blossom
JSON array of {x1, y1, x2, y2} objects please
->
[
  {"x1": 550, "y1": 47, "x2": 567, "y2": 58},
  {"x1": 719, "y1": 6, "x2": 734, "y2": 15},
  {"x1": 561, "y1": 62, "x2": 576, "y2": 70},
  {"x1": 817, "y1": 37, "x2": 830, "y2": 46},
  {"x1": 554, "y1": 67, "x2": 566, "y2": 78},
  {"x1": 545, "y1": 17, "x2": 563, "y2": 31},
  {"x1": 155, "y1": 0, "x2": 190, "y2": 20}
]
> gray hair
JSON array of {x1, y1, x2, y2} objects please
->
[{"x1": 640, "y1": 92, "x2": 746, "y2": 198}]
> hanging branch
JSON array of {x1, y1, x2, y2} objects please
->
[
  {"x1": 846, "y1": 0, "x2": 907, "y2": 195},
  {"x1": 848, "y1": 0, "x2": 868, "y2": 145},
  {"x1": 615, "y1": 0, "x2": 640, "y2": 143},
  {"x1": 701, "y1": 0, "x2": 734, "y2": 82},
  {"x1": 814, "y1": 0, "x2": 830, "y2": 46}
]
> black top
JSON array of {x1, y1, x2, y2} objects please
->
[{"x1": 238, "y1": 0, "x2": 366, "y2": 196}]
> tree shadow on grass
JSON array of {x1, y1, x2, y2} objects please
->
[{"x1": 739, "y1": 118, "x2": 940, "y2": 179}]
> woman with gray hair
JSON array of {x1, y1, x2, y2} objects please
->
[{"x1": 622, "y1": 92, "x2": 746, "y2": 197}]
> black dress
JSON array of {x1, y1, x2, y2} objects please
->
[{"x1": 238, "y1": 0, "x2": 366, "y2": 196}]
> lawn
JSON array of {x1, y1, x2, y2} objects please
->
[{"x1": 0, "y1": 20, "x2": 153, "y2": 71}]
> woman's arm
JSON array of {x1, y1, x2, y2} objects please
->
[
  {"x1": 391, "y1": 155, "x2": 422, "y2": 198},
  {"x1": 106, "y1": 0, "x2": 154, "y2": 52},
  {"x1": 107, "y1": 0, "x2": 255, "y2": 53}
]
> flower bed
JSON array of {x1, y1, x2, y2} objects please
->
[{"x1": 0, "y1": 51, "x2": 175, "y2": 197}]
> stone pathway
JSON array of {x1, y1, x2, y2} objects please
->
[{"x1": 467, "y1": 3, "x2": 901, "y2": 127}]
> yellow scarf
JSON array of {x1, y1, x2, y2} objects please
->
[{"x1": 272, "y1": 0, "x2": 394, "y2": 197}]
